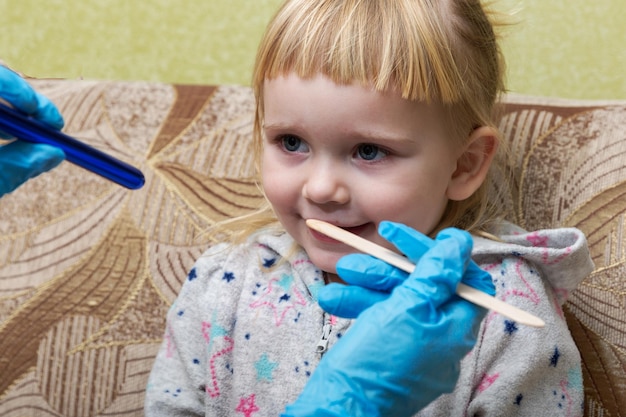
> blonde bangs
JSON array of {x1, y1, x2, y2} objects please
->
[{"x1": 253, "y1": 0, "x2": 465, "y2": 103}]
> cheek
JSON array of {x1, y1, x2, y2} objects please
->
[
  {"x1": 261, "y1": 169, "x2": 280, "y2": 206},
  {"x1": 366, "y1": 183, "x2": 449, "y2": 234},
  {"x1": 262, "y1": 158, "x2": 294, "y2": 213}
]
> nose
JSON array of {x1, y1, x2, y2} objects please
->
[{"x1": 302, "y1": 160, "x2": 350, "y2": 205}]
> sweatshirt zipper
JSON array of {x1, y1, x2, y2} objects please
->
[{"x1": 316, "y1": 315, "x2": 333, "y2": 355}]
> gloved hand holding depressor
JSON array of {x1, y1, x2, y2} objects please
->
[
  {"x1": 0, "y1": 65, "x2": 65, "y2": 197},
  {"x1": 318, "y1": 221, "x2": 496, "y2": 318},
  {"x1": 284, "y1": 228, "x2": 492, "y2": 417}
]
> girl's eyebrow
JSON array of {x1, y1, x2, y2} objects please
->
[
  {"x1": 349, "y1": 129, "x2": 416, "y2": 145},
  {"x1": 262, "y1": 122, "x2": 289, "y2": 130},
  {"x1": 263, "y1": 122, "x2": 415, "y2": 144}
]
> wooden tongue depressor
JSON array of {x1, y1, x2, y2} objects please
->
[{"x1": 306, "y1": 219, "x2": 545, "y2": 328}]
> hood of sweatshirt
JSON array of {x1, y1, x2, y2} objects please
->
[{"x1": 472, "y1": 221, "x2": 594, "y2": 305}]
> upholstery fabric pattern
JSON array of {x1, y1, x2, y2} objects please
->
[{"x1": 0, "y1": 80, "x2": 624, "y2": 416}]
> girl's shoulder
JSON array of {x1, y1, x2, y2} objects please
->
[{"x1": 191, "y1": 228, "x2": 301, "y2": 280}]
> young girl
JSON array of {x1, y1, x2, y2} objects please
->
[{"x1": 146, "y1": 0, "x2": 594, "y2": 416}]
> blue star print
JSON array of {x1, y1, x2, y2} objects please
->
[
  {"x1": 187, "y1": 267, "x2": 197, "y2": 281},
  {"x1": 550, "y1": 347, "x2": 560, "y2": 367},
  {"x1": 223, "y1": 271, "x2": 235, "y2": 283},
  {"x1": 504, "y1": 320, "x2": 518, "y2": 335}
]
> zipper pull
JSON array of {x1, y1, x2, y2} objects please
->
[{"x1": 316, "y1": 323, "x2": 333, "y2": 354}]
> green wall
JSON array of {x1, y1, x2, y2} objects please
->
[
  {"x1": 1, "y1": 0, "x2": 624, "y2": 99},
  {"x1": 498, "y1": 0, "x2": 625, "y2": 99}
]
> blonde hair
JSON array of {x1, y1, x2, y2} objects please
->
[{"x1": 218, "y1": 0, "x2": 508, "y2": 242}]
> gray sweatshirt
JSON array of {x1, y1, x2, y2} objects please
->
[{"x1": 145, "y1": 222, "x2": 594, "y2": 417}]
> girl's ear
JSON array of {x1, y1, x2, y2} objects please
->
[{"x1": 446, "y1": 126, "x2": 498, "y2": 201}]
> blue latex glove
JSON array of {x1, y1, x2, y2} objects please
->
[
  {"x1": 0, "y1": 65, "x2": 65, "y2": 197},
  {"x1": 284, "y1": 227, "x2": 493, "y2": 417},
  {"x1": 319, "y1": 221, "x2": 496, "y2": 318}
]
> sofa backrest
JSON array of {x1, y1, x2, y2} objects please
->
[{"x1": 0, "y1": 80, "x2": 624, "y2": 416}]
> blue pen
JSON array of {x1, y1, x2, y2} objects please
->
[{"x1": 0, "y1": 102, "x2": 145, "y2": 190}]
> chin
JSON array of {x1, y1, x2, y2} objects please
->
[{"x1": 306, "y1": 248, "x2": 342, "y2": 275}]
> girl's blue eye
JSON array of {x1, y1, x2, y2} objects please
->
[
  {"x1": 357, "y1": 144, "x2": 385, "y2": 161},
  {"x1": 281, "y1": 135, "x2": 306, "y2": 152}
]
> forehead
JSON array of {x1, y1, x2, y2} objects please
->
[{"x1": 263, "y1": 73, "x2": 450, "y2": 142}]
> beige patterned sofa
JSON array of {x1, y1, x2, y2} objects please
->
[{"x1": 0, "y1": 79, "x2": 624, "y2": 417}]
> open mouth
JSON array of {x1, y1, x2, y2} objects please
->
[
  {"x1": 340, "y1": 224, "x2": 369, "y2": 235},
  {"x1": 307, "y1": 220, "x2": 370, "y2": 243}
]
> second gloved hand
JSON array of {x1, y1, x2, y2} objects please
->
[
  {"x1": 0, "y1": 141, "x2": 65, "y2": 197},
  {"x1": 284, "y1": 228, "x2": 492, "y2": 417},
  {"x1": 0, "y1": 65, "x2": 65, "y2": 196}
]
